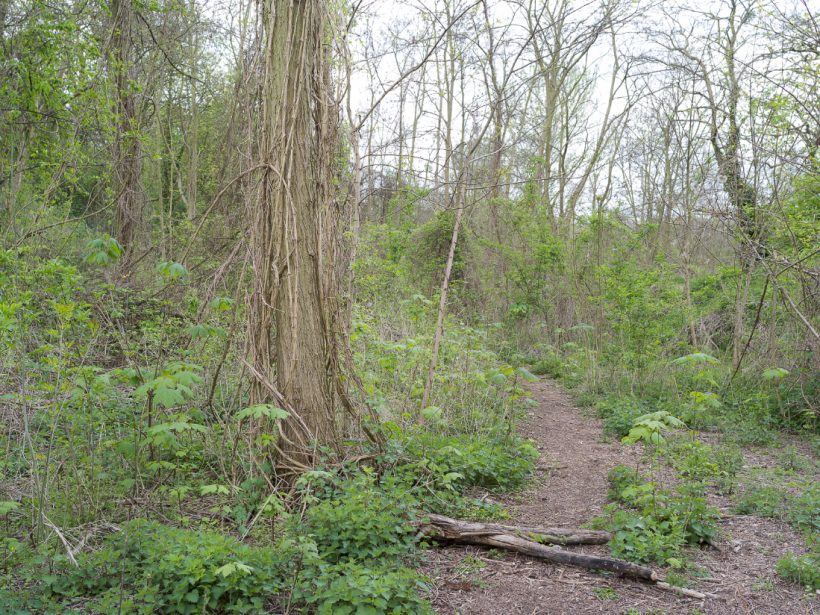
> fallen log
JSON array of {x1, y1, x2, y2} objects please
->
[
  {"x1": 421, "y1": 514, "x2": 723, "y2": 600},
  {"x1": 420, "y1": 514, "x2": 656, "y2": 581},
  {"x1": 421, "y1": 513, "x2": 611, "y2": 546}
]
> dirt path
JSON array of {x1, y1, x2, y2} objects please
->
[{"x1": 425, "y1": 379, "x2": 816, "y2": 615}]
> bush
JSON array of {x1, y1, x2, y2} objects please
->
[
  {"x1": 595, "y1": 505, "x2": 686, "y2": 565},
  {"x1": 49, "y1": 520, "x2": 293, "y2": 614},
  {"x1": 607, "y1": 464, "x2": 643, "y2": 502},
  {"x1": 296, "y1": 563, "x2": 432, "y2": 614},
  {"x1": 303, "y1": 474, "x2": 418, "y2": 564},
  {"x1": 390, "y1": 429, "x2": 538, "y2": 492},
  {"x1": 785, "y1": 484, "x2": 820, "y2": 533},
  {"x1": 596, "y1": 398, "x2": 655, "y2": 438},
  {"x1": 735, "y1": 486, "x2": 789, "y2": 518},
  {"x1": 531, "y1": 352, "x2": 563, "y2": 378},
  {"x1": 776, "y1": 552, "x2": 820, "y2": 590}
]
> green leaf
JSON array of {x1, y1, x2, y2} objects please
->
[
  {"x1": 0, "y1": 501, "x2": 19, "y2": 515},
  {"x1": 200, "y1": 484, "x2": 230, "y2": 496},
  {"x1": 187, "y1": 324, "x2": 226, "y2": 339},
  {"x1": 156, "y1": 261, "x2": 189, "y2": 282},
  {"x1": 85, "y1": 236, "x2": 122, "y2": 266},
  {"x1": 762, "y1": 367, "x2": 789, "y2": 381},
  {"x1": 671, "y1": 353, "x2": 720, "y2": 366},
  {"x1": 515, "y1": 366, "x2": 539, "y2": 382},
  {"x1": 214, "y1": 561, "x2": 253, "y2": 577},
  {"x1": 488, "y1": 372, "x2": 507, "y2": 385},
  {"x1": 236, "y1": 404, "x2": 289, "y2": 422},
  {"x1": 421, "y1": 406, "x2": 443, "y2": 421},
  {"x1": 209, "y1": 296, "x2": 234, "y2": 312}
]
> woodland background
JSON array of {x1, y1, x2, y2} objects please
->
[{"x1": 0, "y1": 0, "x2": 818, "y2": 612}]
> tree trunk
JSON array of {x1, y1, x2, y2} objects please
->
[
  {"x1": 248, "y1": 0, "x2": 340, "y2": 473},
  {"x1": 421, "y1": 174, "x2": 466, "y2": 411},
  {"x1": 110, "y1": 0, "x2": 144, "y2": 270}
]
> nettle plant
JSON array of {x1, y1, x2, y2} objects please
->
[
  {"x1": 671, "y1": 352, "x2": 723, "y2": 428},
  {"x1": 599, "y1": 410, "x2": 721, "y2": 565}
]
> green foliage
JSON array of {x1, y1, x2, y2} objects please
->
[
  {"x1": 786, "y1": 484, "x2": 820, "y2": 533},
  {"x1": 776, "y1": 551, "x2": 820, "y2": 590},
  {"x1": 597, "y1": 430, "x2": 723, "y2": 566},
  {"x1": 406, "y1": 211, "x2": 468, "y2": 293},
  {"x1": 762, "y1": 367, "x2": 790, "y2": 381},
  {"x1": 681, "y1": 391, "x2": 722, "y2": 429},
  {"x1": 134, "y1": 362, "x2": 202, "y2": 408},
  {"x1": 530, "y1": 348, "x2": 564, "y2": 378},
  {"x1": 156, "y1": 261, "x2": 190, "y2": 282},
  {"x1": 302, "y1": 474, "x2": 418, "y2": 564},
  {"x1": 596, "y1": 398, "x2": 655, "y2": 438},
  {"x1": 85, "y1": 236, "x2": 123, "y2": 266},
  {"x1": 296, "y1": 563, "x2": 432, "y2": 615},
  {"x1": 621, "y1": 411, "x2": 685, "y2": 445},
  {"x1": 593, "y1": 254, "x2": 685, "y2": 370},
  {"x1": 735, "y1": 485, "x2": 790, "y2": 518},
  {"x1": 49, "y1": 520, "x2": 293, "y2": 614},
  {"x1": 671, "y1": 353, "x2": 720, "y2": 366},
  {"x1": 235, "y1": 404, "x2": 289, "y2": 422},
  {"x1": 595, "y1": 505, "x2": 686, "y2": 565},
  {"x1": 387, "y1": 428, "x2": 538, "y2": 493}
]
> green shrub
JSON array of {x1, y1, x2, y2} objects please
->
[
  {"x1": 786, "y1": 484, "x2": 819, "y2": 533},
  {"x1": 712, "y1": 443, "x2": 745, "y2": 494},
  {"x1": 303, "y1": 474, "x2": 418, "y2": 564},
  {"x1": 389, "y1": 429, "x2": 537, "y2": 493},
  {"x1": 50, "y1": 520, "x2": 293, "y2": 614},
  {"x1": 296, "y1": 563, "x2": 432, "y2": 614},
  {"x1": 595, "y1": 505, "x2": 686, "y2": 565},
  {"x1": 776, "y1": 445, "x2": 815, "y2": 473},
  {"x1": 596, "y1": 398, "x2": 655, "y2": 438},
  {"x1": 662, "y1": 437, "x2": 719, "y2": 485},
  {"x1": 735, "y1": 486, "x2": 789, "y2": 518},
  {"x1": 531, "y1": 353, "x2": 563, "y2": 378},
  {"x1": 776, "y1": 552, "x2": 820, "y2": 590},
  {"x1": 607, "y1": 464, "x2": 644, "y2": 502}
]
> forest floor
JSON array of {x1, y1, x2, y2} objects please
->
[{"x1": 423, "y1": 379, "x2": 817, "y2": 615}]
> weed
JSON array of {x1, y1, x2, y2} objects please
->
[
  {"x1": 775, "y1": 552, "x2": 820, "y2": 590},
  {"x1": 735, "y1": 486, "x2": 788, "y2": 518},
  {"x1": 593, "y1": 586, "x2": 618, "y2": 600},
  {"x1": 752, "y1": 576, "x2": 775, "y2": 592},
  {"x1": 776, "y1": 445, "x2": 815, "y2": 474}
]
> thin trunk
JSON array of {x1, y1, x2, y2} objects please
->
[
  {"x1": 421, "y1": 173, "x2": 467, "y2": 411},
  {"x1": 186, "y1": 0, "x2": 199, "y2": 220},
  {"x1": 110, "y1": 0, "x2": 144, "y2": 269}
]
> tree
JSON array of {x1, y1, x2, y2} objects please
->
[
  {"x1": 109, "y1": 0, "x2": 146, "y2": 269},
  {"x1": 247, "y1": 0, "x2": 350, "y2": 473}
]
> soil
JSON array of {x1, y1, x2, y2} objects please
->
[{"x1": 424, "y1": 379, "x2": 818, "y2": 615}]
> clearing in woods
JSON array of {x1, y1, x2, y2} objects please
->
[{"x1": 426, "y1": 379, "x2": 816, "y2": 615}]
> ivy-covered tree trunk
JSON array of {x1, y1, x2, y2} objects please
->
[
  {"x1": 247, "y1": 0, "x2": 343, "y2": 473},
  {"x1": 109, "y1": 0, "x2": 144, "y2": 270}
]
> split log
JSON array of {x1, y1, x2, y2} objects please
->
[
  {"x1": 420, "y1": 514, "x2": 656, "y2": 581},
  {"x1": 421, "y1": 514, "x2": 723, "y2": 600},
  {"x1": 422, "y1": 513, "x2": 612, "y2": 546}
]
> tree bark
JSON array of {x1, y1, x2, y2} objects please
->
[
  {"x1": 248, "y1": 0, "x2": 341, "y2": 473},
  {"x1": 110, "y1": 0, "x2": 145, "y2": 269},
  {"x1": 421, "y1": 514, "x2": 611, "y2": 546}
]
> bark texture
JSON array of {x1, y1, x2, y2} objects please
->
[
  {"x1": 420, "y1": 514, "x2": 656, "y2": 581},
  {"x1": 247, "y1": 0, "x2": 341, "y2": 473},
  {"x1": 110, "y1": 0, "x2": 144, "y2": 268}
]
